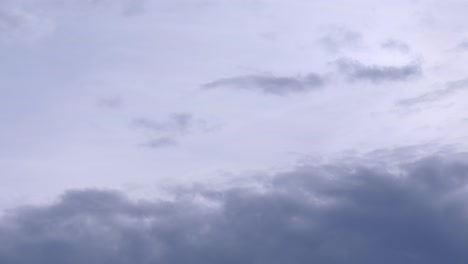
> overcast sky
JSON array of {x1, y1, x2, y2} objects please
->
[{"x1": 1, "y1": 0, "x2": 468, "y2": 262}]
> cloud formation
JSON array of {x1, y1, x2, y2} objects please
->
[
  {"x1": 202, "y1": 73, "x2": 326, "y2": 96},
  {"x1": 1, "y1": 150, "x2": 468, "y2": 263},
  {"x1": 336, "y1": 59, "x2": 422, "y2": 83}
]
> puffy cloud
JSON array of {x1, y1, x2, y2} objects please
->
[{"x1": 1, "y1": 150, "x2": 468, "y2": 263}]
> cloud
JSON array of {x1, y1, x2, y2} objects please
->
[
  {"x1": 141, "y1": 136, "x2": 178, "y2": 149},
  {"x1": 398, "y1": 77, "x2": 468, "y2": 106},
  {"x1": 202, "y1": 59, "x2": 421, "y2": 97},
  {"x1": 336, "y1": 58, "x2": 422, "y2": 83},
  {"x1": 0, "y1": 3, "x2": 53, "y2": 43},
  {"x1": 133, "y1": 113, "x2": 195, "y2": 134},
  {"x1": 318, "y1": 28, "x2": 363, "y2": 52},
  {"x1": 1, "y1": 150, "x2": 468, "y2": 263},
  {"x1": 381, "y1": 39, "x2": 410, "y2": 53},
  {"x1": 455, "y1": 41, "x2": 468, "y2": 51},
  {"x1": 133, "y1": 113, "x2": 206, "y2": 149},
  {"x1": 87, "y1": 0, "x2": 146, "y2": 15},
  {"x1": 97, "y1": 96, "x2": 124, "y2": 109},
  {"x1": 202, "y1": 73, "x2": 326, "y2": 96}
]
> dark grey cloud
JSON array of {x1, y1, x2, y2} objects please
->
[
  {"x1": 336, "y1": 58, "x2": 422, "y2": 83},
  {"x1": 202, "y1": 73, "x2": 326, "y2": 96},
  {"x1": 319, "y1": 28, "x2": 363, "y2": 52},
  {"x1": 2, "y1": 150, "x2": 468, "y2": 263},
  {"x1": 398, "y1": 77, "x2": 468, "y2": 106},
  {"x1": 381, "y1": 39, "x2": 410, "y2": 53}
]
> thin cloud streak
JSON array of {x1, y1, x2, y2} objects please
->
[
  {"x1": 398, "y1": 77, "x2": 468, "y2": 106},
  {"x1": 202, "y1": 73, "x2": 326, "y2": 96}
]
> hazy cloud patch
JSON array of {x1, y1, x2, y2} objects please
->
[
  {"x1": 318, "y1": 28, "x2": 363, "y2": 52},
  {"x1": 133, "y1": 113, "x2": 207, "y2": 149},
  {"x1": 381, "y1": 39, "x2": 411, "y2": 53},
  {"x1": 1, "y1": 150, "x2": 468, "y2": 263},
  {"x1": 455, "y1": 41, "x2": 468, "y2": 51},
  {"x1": 70, "y1": 0, "x2": 147, "y2": 15},
  {"x1": 133, "y1": 113, "x2": 195, "y2": 134},
  {"x1": 202, "y1": 73, "x2": 326, "y2": 96},
  {"x1": 141, "y1": 136, "x2": 178, "y2": 149},
  {"x1": 97, "y1": 96, "x2": 124, "y2": 109},
  {"x1": 0, "y1": 3, "x2": 53, "y2": 43}
]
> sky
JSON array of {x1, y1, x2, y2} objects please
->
[{"x1": 1, "y1": 0, "x2": 468, "y2": 263}]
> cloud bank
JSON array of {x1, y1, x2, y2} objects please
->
[{"x1": 1, "y1": 150, "x2": 468, "y2": 263}]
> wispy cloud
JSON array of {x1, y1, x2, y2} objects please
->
[
  {"x1": 336, "y1": 58, "x2": 422, "y2": 83},
  {"x1": 97, "y1": 96, "x2": 124, "y2": 109},
  {"x1": 133, "y1": 113, "x2": 205, "y2": 149},
  {"x1": 133, "y1": 113, "x2": 195, "y2": 134},
  {"x1": 318, "y1": 27, "x2": 363, "y2": 52},
  {"x1": 455, "y1": 41, "x2": 468, "y2": 51},
  {"x1": 0, "y1": 3, "x2": 53, "y2": 42},
  {"x1": 398, "y1": 77, "x2": 468, "y2": 106},
  {"x1": 202, "y1": 73, "x2": 326, "y2": 96},
  {"x1": 381, "y1": 39, "x2": 411, "y2": 53},
  {"x1": 141, "y1": 136, "x2": 178, "y2": 149}
]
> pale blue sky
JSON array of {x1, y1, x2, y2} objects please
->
[{"x1": 1, "y1": 0, "x2": 468, "y2": 209}]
